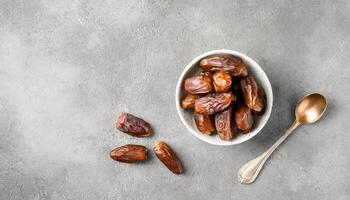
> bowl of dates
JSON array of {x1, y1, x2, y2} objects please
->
[{"x1": 175, "y1": 49, "x2": 273, "y2": 145}]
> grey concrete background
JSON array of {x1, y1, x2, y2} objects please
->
[{"x1": 0, "y1": 0, "x2": 349, "y2": 199}]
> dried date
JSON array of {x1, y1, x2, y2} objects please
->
[
  {"x1": 199, "y1": 55, "x2": 248, "y2": 77},
  {"x1": 194, "y1": 92, "x2": 234, "y2": 115},
  {"x1": 181, "y1": 94, "x2": 200, "y2": 109},
  {"x1": 184, "y1": 74, "x2": 213, "y2": 94},
  {"x1": 110, "y1": 144, "x2": 148, "y2": 163},
  {"x1": 240, "y1": 76, "x2": 264, "y2": 112},
  {"x1": 253, "y1": 87, "x2": 266, "y2": 115},
  {"x1": 153, "y1": 141, "x2": 183, "y2": 174},
  {"x1": 212, "y1": 71, "x2": 232, "y2": 93},
  {"x1": 116, "y1": 113, "x2": 152, "y2": 137},
  {"x1": 215, "y1": 108, "x2": 234, "y2": 141},
  {"x1": 194, "y1": 112, "x2": 215, "y2": 135},
  {"x1": 234, "y1": 104, "x2": 254, "y2": 132}
]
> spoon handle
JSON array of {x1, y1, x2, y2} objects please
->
[{"x1": 238, "y1": 120, "x2": 300, "y2": 184}]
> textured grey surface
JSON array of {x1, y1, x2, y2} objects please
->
[{"x1": 0, "y1": 0, "x2": 349, "y2": 199}]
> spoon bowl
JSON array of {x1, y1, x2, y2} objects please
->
[{"x1": 295, "y1": 93, "x2": 327, "y2": 124}]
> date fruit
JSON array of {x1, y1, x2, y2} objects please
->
[
  {"x1": 194, "y1": 92, "x2": 234, "y2": 115},
  {"x1": 116, "y1": 113, "x2": 152, "y2": 137},
  {"x1": 199, "y1": 55, "x2": 248, "y2": 77},
  {"x1": 184, "y1": 74, "x2": 213, "y2": 94},
  {"x1": 215, "y1": 108, "x2": 234, "y2": 140},
  {"x1": 234, "y1": 104, "x2": 254, "y2": 132},
  {"x1": 110, "y1": 144, "x2": 148, "y2": 163},
  {"x1": 253, "y1": 87, "x2": 266, "y2": 115},
  {"x1": 194, "y1": 112, "x2": 215, "y2": 135},
  {"x1": 240, "y1": 76, "x2": 264, "y2": 112},
  {"x1": 213, "y1": 71, "x2": 232, "y2": 93},
  {"x1": 181, "y1": 94, "x2": 200, "y2": 109},
  {"x1": 153, "y1": 141, "x2": 183, "y2": 174}
]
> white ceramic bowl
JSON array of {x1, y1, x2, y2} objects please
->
[{"x1": 175, "y1": 49, "x2": 273, "y2": 145}]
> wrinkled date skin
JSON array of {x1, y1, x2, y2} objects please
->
[
  {"x1": 240, "y1": 76, "x2": 265, "y2": 112},
  {"x1": 215, "y1": 108, "x2": 234, "y2": 141},
  {"x1": 110, "y1": 144, "x2": 148, "y2": 163},
  {"x1": 116, "y1": 113, "x2": 152, "y2": 137},
  {"x1": 200, "y1": 71, "x2": 213, "y2": 77},
  {"x1": 213, "y1": 71, "x2": 232, "y2": 93},
  {"x1": 234, "y1": 104, "x2": 254, "y2": 132},
  {"x1": 253, "y1": 87, "x2": 266, "y2": 115},
  {"x1": 199, "y1": 55, "x2": 248, "y2": 77},
  {"x1": 181, "y1": 94, "x2": 200, "y2": 109},
  {"x1": 194, "y1": 92, "x2": 234, "y2": 115},
  {"x1": 194, "y1": 112, "x2": 216, "y2": 135},
  {"x1": 153, "y1": 141, "x2": 183, "y2": 174},
  {"x1": 184, "y1": 74, "x2": 213, "y2": 94}
]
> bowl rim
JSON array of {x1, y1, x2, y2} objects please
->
[{"x1": 175, "y1": 49, "x2": 273, "y2": 146}]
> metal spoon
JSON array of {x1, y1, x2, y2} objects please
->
[{"x1": 238, "y1": 93, "x2": 327, "y2": 184}]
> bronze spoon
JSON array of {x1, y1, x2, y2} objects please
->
[{"x1": 238, "y1": 93, "x2": 327, "y2": 184}]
